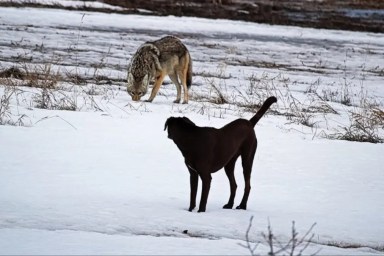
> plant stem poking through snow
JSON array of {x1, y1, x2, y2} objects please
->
[{"x1": 240, "y1": 216, "x2": 318, "y2": 256}]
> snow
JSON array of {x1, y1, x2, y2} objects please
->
[
  {"x1": 0, "y1": 0, "x2": 127, "y2": 11},
  {"x1": 0, "y1": 4, "x2": 384, "y2": 255}
]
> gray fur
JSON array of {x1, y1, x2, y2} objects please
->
[{"x1": 127, "y1": 36, "x2": 192, "y2": 103}]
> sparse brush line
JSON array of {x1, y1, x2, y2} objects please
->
[
  {"x1": 194, "y1": 70, "x2": 232, "y2": 80},
  {"x1": 314, "y1": 240, "x2": 384, "y2": 252},
  {"x1": 0, "y1": 65, "x2": 126, "y2": 88},
  {"x1": 1, "y1": 36, "x2": 382, "y2": 143}
]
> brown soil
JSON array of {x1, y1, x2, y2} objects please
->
[
  {"x1": 103, "y1": 0, "x2": 384, "y2": 33},
  {"x1": 1, "y1": 0, "x2": 383, "y2": 33}
]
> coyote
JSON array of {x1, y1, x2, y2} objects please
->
[
  {"x1": 165, "y1": 96, "x2": 277, "y2": 212},
  {"x1": 127, "y1": 36, "x2": 192, "y2": 103}
]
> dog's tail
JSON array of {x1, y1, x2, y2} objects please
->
[{"x1": 250, "y1": 96, "x2": 277, "y2": 127}]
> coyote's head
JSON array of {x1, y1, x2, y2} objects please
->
[
  {"x1": 127, "y1": 72, "x2": 150, "y2": 101},
  {"x1": 127, "y1": 43, "x2": 161, "y2": 101}
]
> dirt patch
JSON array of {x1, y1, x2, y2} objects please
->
[
  {"x1": 1, "y1": 0, "x2": 382, "y2": 32},
  {"x1": 102, "y1": 0, "x2": 384, "y2": 33}
]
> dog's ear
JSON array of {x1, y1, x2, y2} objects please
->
[
  {"x1": 164, "y1": 118, "x2": 170, "y2": 131},
  {"x1": 182, "y1": 117, "x2": 195, "y2": 126}
]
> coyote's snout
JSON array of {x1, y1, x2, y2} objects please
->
[{"x1": 127, "y1": 36, "x2": 192, "y2": 104}]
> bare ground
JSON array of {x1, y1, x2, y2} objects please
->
[
  {"x1": 103, "y1": 0, "x2": 384, "y2": 33},
  {"x1": 1, "y1": 0, "x2": 383, "y2": 33}
]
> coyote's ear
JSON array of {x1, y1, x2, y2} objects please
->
[
  {"x1": 150, "y1": 45, "x2": 160, "y2": 56},
  {"x1": 143, "y1": 74, "x2": 150, "y2": 87}
]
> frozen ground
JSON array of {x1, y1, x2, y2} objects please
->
[
  {"x1": 0, "y1": 6, "x2": 383, "y2": 255},
  {"x1": 0, "y1": 0, "x2": 127, "y2": 10}
]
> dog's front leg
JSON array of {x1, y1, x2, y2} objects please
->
[
  {"x1": 188, "y1": 167, "x2": 198, "y2": 211},
  {"x1": 198, "y1": 173, "x2": 212, "y2": 212},
  {"x1": 223, "y1": 158, "x2": 237, "y2": 209}
]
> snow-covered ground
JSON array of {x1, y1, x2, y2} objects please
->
[
  {"x1": 0, "y1": 5, "x2": 383, "y2": 255},
  {"x1": 0, "y1": 0, "x2": 127, "y2": 11}
]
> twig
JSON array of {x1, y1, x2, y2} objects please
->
[{"x1": 35, "y1": 115, "x2": 77, "y2": 130}]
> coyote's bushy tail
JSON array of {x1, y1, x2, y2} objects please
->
[
  {"x1": 187, "y1": 52, "x2": 192, "y2": 88},
  {"x1": 250, "y1": 96, "x2": 277, "y2": 127}
]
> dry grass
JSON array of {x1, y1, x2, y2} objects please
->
[
  {"x1": 0, "y1": 84, "x2": 28, "y2": 126},
  {"x1": 320, "y1": 240, "x2": 384, "y2": 252},
  {"x1": 327, "y1": 108, "x2": 384, "y2": 143},
  {"x1": 240, "y1": 216, "x2": 318, "y2": 256}
]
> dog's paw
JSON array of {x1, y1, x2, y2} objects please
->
[
  {"x1": 236, "y1": 205, "x2": 247, "y2": 210},
  {"x1": 188, "y1": 204, "x2": 196, "y2": 212},
  {"x1": 197, "y1": 208, "x2": 206, "y2": 213},
  {"x1": 173, "y1": 99, "x2": 181, "y2": 104},
  {"x1": 144, "y1": 99, "x2": 153, "y2": 103},
  {"x1": 223, "y1": 203, "x2": 233, "y2": 209}
]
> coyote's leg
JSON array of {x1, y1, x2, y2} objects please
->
[
  {"x1": 146, "y1": 72, "x2": 166, "y2": 102},
  {"x1": 169, "y1": 73, "x2": 181, "y2": 104},
  {"x1": 179, "y1": 59, "x2": 190, "y2": 104}
]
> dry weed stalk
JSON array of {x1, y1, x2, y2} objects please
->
[
  {"x1": 326, "y1": 86, "x2": 383, "y2": 143},
  {"x1": 0, "y1": 85, "x2": 28, "y2": 126},
  {"x1": 240, "y1": 216, "x2": 318, "y2": 256},
  {"x1": 327, "y1": 108, "x2": 384, "y2": 143},
  {"x1": 0, "y1": 85, "x2": 14, "y2": 125}
]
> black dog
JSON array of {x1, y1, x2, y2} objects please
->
[{"x1": 164, "y1": 96, "x2": 277, "y2": 212}]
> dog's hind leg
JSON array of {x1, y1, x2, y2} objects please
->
[
  {"x1": 223, "y1": 156, "x2": 238, "y2": 209},
  {"x1": 237, "y1": 165, "x2": 251, "y2": 210},
  {"x1": 237, "y1": 147, "x2": 256, "y2": 210},
  {"x1": 198, "y1": 173, "x2": 212, "y2": 212},
  {"x1": 187, "y1": 166, "x2": 198, "y2": 211}
]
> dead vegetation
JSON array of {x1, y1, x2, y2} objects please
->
[
  {"x1": 320, "y1": 240, "x2": 384, "y2": 252},
  {"x1": 1, "y1": 58, "x2": 382, "y2": 144},
  {"x1": 191, "y1": 66, "x2": 383, "y2": 143},
  {"x1": 0, "y1": 8, "x2": 382, "y2": 143},
  {"x1": 241, "y1": 216, "x2": 384, "y2": 254},
  {"x1": 327, "y1": 107, "x2": 384, "y2": 143},
  {"x1": 240, "y1": 216, "x2": 318, "y2": 256}
]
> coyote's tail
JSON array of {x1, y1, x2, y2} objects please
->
[
  {"x1": 186, "y1": 52, "x2": 192, "y2": 88},
  {"x1": 250, "y1": 96, "x2": 277, "y2": 127}
]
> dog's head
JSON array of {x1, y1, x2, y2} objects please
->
[{"x1": 164, "y1": 116, "x2": 196, "y2": 140}]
